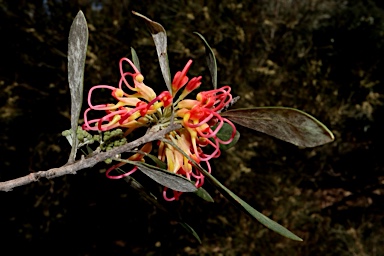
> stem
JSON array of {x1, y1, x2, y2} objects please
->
[{"x1": 0, "y1": 124, "x2": 182, "y2": 192}]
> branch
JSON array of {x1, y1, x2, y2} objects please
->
[{"x1": 0, "y1": 124, "x2": 181, "y2": 192}]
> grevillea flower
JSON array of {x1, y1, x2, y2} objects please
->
[{"x1": 82, "y1": 57, "x2": 237, "y2": 201}]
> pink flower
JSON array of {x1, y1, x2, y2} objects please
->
[{"x1": 82, "y1": 58, "x2": 237, "y2": 201}]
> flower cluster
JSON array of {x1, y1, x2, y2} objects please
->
[{"x1": 83, "y1": 57, "x2": 236, "y2": 201}]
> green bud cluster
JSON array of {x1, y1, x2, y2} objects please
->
[
  {"x1": 104, "y1": 158, "x2": 113, "y2": 164},
  {"x1": 76, "y1": 126, "x2": 93, "y2": 143},
  {"x1": 61, "y1": 130, "x2": 71, "y2": 137},
  {"x1": 100, "y1": 129, "x2": 127, "y2": 151},
  {"x1": 62, "y1": 127, "x2": 128, "y2": 165}
]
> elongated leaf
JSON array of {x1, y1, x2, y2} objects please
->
[
  {"x1": 132, "y1": 11, "x2": 171, "y2": 93},
  {"x1": 128, "y1": 150, "x2": 167, "y2": 169},
  {"x1": 199, "y1": 167, "x2": 303, "y2": 241},
  {"x1": 144, "y1": 153, "x2": 167, "y2": 169},
  {"x1": 124, "y1": 175, "x2": 159, "y2": 205},
  {"x1": 161, "y1": 138, "x2": 303, "y2": 241},
  {"x1": 213, "y1": 122, "x2": 240, "y2": 150},
  {"x1": 137, "y1": 163, "x2": 197, "y2": 192},
  {"x1": 221, "y1": 107, "x2": 334, "y2": 147},
  {"x1": 131, "y1": 47, "x2": 141, "y2": 72},
  {"x1": 180, "y1": 222, "x2": 202, "y2": 243},
  {"x1": 67, "y1": 10, "x2": 88, "y2": 163},
  {"x1": 195, "y1": 187, "x2": 214, "y2": 202},
  {"x1": 194, "y1": 32, "x2": 217, "y2": 89},
  {"x1": 124, "y1": 175, "x2": 201, "y2": 243},
  {"x1": 119, "y1": 159, "x2": 197, "y2": 192}
]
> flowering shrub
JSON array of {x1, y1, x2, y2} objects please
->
[{"x1": 61, "y1": 11, "x2": 334, "y2": 242}]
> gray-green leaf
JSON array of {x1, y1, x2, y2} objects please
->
[
  {"x1": 161, "y1": 138, "x2": 303, "y2": 241},
  {"x1": 132, "y1": 11, "x2": 171, "y2": 93},
  {"x1": 195, "y1": 187, "x2": 214, "y2": 202},
  {"x1": 67, "y1": 10, "x2": 88, "y2": 163},
  {"x1": 131, "y1": 47, "x2": 141, "y2": 72},
  {"x1": 213, "y1": 122, "x2": 240, "y2": 150},
  {"x1": 193, "y1": 32, "x2": 217, "y2": 89},
  {"x1": 124, "y1": 175, "x2": 201, "y2": 243},
  {"x1": 127, "y1": 161, "x2": 197, "y2": 192},
  {"x1": 180, "y1": 222, "x2": 202, "y2": 243},
  {"x1": 199, "y1": 166, "x2": 303, "y2": 241},
  {"x1": 221, "y1": 107, "x2": 334, "y2": 147}
]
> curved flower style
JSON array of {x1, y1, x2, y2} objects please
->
[{"x1": 82, "y1": 57, "x2": 237, "y2": 201}]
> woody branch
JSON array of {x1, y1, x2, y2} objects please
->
[{"x1": 0, "y1": 124, "x2": 181, "y2": 192}]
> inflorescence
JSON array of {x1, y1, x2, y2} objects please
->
[{"x1": 81, "y1": 57, "x2": 237, "y2": 201}]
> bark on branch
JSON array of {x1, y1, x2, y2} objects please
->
[{"x1": 0, "y1": 124, "x2": 181, "y2": 192}]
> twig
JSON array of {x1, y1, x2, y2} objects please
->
[{"x1": 0, "y1": 124, "x2": 181, "y2": 192}]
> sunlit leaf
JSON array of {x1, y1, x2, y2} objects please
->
[
  {"x1": 213, "y1": 122, "x2": 240, "y2": 150},
  {"x1": 120, "y1": 160, "x2": 197, "y2": 192},
  {"x1": 131, "y1": 47, "x2": 141, "y2": 72},
  {"x1": 193, "y1": 32, "x2": 217, "y2": 89},
  {"x1": 195, "y1": 187, "x2": 214, "y2": 202},
  {"x1": 221, "y1": 107, "x2": 334, "y2": 147},
  {"x1": 161, "y1": 138, "x2": 303, "y2": 241},
  {"x1": 67, "y1": 10, "x2": 88, "y2": 163},
  {"x1": 132, "y1": 11, "x2": 171, "y2": 93}
]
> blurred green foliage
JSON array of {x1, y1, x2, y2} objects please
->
[{"x1": 1, "y1": 0, "x2": 384, "y2": 255}]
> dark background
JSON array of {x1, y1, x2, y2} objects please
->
[{"x1": 1, "y1": 0, "x2": 384, "y2": 255}]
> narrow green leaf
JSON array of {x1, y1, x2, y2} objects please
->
[
  {"x1": 124, "y1": 175, "x2": 201, "y2": 243},
  {"x1": 129, "y1": 149, "x2": 167, "y2": 169},
  {"x1": 195, "y1": 187, "x2": 214, "y2": 202},
  {"x1": 118, "y1": 159, "x2": 197, "y2": 192},
  {"x1": 144, "y1": 153, "x2": 167, "y2": 169},
  {"x1": 124, "y1": 175, "x2": 159, "y2": 205},
  {"x1": 199, "y1": 168, "x2": 303, "y2": 241},
  {"x1": 221, "y1": 107, "x2": 335, "y2": 147},
  {"x1": 193, "y1": 32, "x2": 217, "y2": 89},
  {"x1": 86, "y1": 145, "x2": 93, "y2": 155},
  {"x1": 161, "y1": 138, "x2": 303, "y2": 241},
  {"x1": 131, "y1": 47, "x2": 141, "y2": 72},
  {"x1": 67, "y1": 10, "x2": 88, "y2": 163},
  {"x1": 213, "y1": 122, "x2": 240, "y2": 150},
  {"x1": 132, "y1": 11, "x2": 171, "y2": 93},
  {"x1": 180, "y1": 222, "x2": 202, "y2": 244}
]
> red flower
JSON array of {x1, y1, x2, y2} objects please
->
[{"x1": 82, "y1": 58, "x2": 237, "y2": 201}]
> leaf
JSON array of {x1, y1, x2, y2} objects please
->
[
  {"x1": 121, "y1": 160, "x2": 197, "y2": 192},
  {"x1": 144, "y1": 153, "x2": 167, "y2": 169},
  {"x1": 86, "y1": 145, "x2": 93, "y2": 155},
  {"x1": 199, "y1": 167, "x2": 303, "y2": 241},
  {"x1": 213, "y1": 122, "x2": 240, "y2": 150},
  {"x1": 221, "y1": 107, "x2": 335, "y2": 147},
  {"x1": 132, "y1": 11, "x2": 171, "y2": 93},
  {"x1": 195, "y1": 187, "x2": 214, "y2": 202},
  {"x1": 137, "y1": 163, "x2": 197, "y2": 192},
  {"x1": 124, "y1": 175, "x2": 159, "y2": 205},
  {"x1": 124, "y1": 175, "x2": 201, "y2": 243},
  {"x1": 129, "y1": 149, "x2": 167, "y2": 169},
  {"x1": 161, "y1": 138, "x2": 303, "y2": 241},
  {"x1": 131, "y1": 47, "x2": 141, "y2": 72},
  {"x1": 67, "y1": 10, "x2": 88, "y2": 163},
  {"x1": 193, "y1": 32, "x2": 217, "y2": 89},
  {"x1": 179, "y1": 222, "x2": 202, "y2": 244}
]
